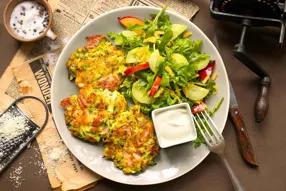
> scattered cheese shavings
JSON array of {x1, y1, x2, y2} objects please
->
[
  {"x1": 37, "y1": 133, "x2": 70, "y2": 178},
  {"x1": 0, "y1": 112, "x2": 28, "y2": 139},
  {"x1": 9, "y1": 166, "x2": 23, "y2": 188}
]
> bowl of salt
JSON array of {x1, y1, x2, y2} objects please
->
[{"x1": 3, "y1": 0, "x2": 57, "y2": 42}]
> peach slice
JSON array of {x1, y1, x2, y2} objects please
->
[{"x1": 118, "y1": 16, "x2": 144, "y2": 35}]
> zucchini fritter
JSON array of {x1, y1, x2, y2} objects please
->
[
  {"x1": 63, "y1": 35, "x2": 159, "y2": 174},
  {"x1": 67, "y1": 36, "x2": 126, "y2": 91},
  {"x1": 61, "y1": 85, "x2": 127, "y2": 143},
  {"x1": 103, "y1": 106, "x2": 159, "y2": 174}
]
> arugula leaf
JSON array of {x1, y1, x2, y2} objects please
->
[
  {"x1": 119, "y1": 76, "x2": 136, "y2": 100},
  {"x1": 208, "y1": 97, "x2": 224, "y2": 116},
  {"x1": 173, "y1": 76, "x2": 189, "y2": 87},
  {"x1": 156, "y1": 61, "x2": 169, "y2": 76},
  {"x1": 134, "y1": 70, "x2": 155, "y2": 90},
  {"x1": 192, "y1": 130, "x2": 205, "y2": 148},
  {"x1": 193, "y1": 40, "x2": 202, "y2": 52},
  {"x1": 127, "y1": 23, "x2": 149, "y2": 31},
  {"x1": 172, "y1": 64, "x2": 198, "y2": 86},
  {"x1": 108, "y1": 32, "x2": 144, "y2": 53},
  {"x1": 165, "y1": 47, "x2": 173, "y2": 59},
  {"x1": 205, "y1": 80, "x2": 217, "y2": 98},
  {"x1": 180, "y1": 97, "x2": 194, "y2": 107},
  {"x1": 159, "y1": 14, "x2": 172, "y2": 29},
  {"x1": 120, "y1": 75, "x2": 135, "y2": 89},
  {"x1": 158, "y1": 30, "x2": 173, "y2": 52},
  {"x1": 188, "y1": 52, "x2": 209, "y2": 64},
  {"x1": 151, "y1": 89, "x2": 177, "y2": 109},
  {"x1": 150, "y1": 13, "x2": 172, "y2": 29},
  {"x1": 171, "y1": 38, "x2": 203, "y2": 57},
  {"x1": 137, "y1": 88, "x2": 182, "y2": 116},
  {"x1": 146, "y1": 6, "x2": 167, "y2": 37},
  {"x1": 108, "y1": 32, "x2": 119, "y2": 39},
  {"x1": 161, "y1": 73, "x2": 170, "y2": 87},
  {"x1": 140, "y1": 105, "x2": 153, "y2": 115}
]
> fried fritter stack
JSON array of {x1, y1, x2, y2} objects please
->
[{"x1": 61, "y1": 35, "x2": 159, "y2": 174}]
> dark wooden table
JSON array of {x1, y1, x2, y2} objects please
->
[{"x1": 1, "y1": 0, "x2": 286, "y2": 190}]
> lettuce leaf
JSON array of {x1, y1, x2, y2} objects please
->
[
  {"x1": 171, "y1": 38, "x2": 202, "y2": 57},
  {"x1": 107, "y1": 32, "x2": 144, "y2": 54},
  {"x1": 134, "y1": 70, "x2": 155, "y2": 90},
  {"x1": 150, "y1": 13, "x2": 172, "y2": 29},
  {"x1": 161, "y1": 73, "x2": 170, "y2": 87},
  {"x1": 205, "y1": 80, "x2": 217, "y2": 98},
  {"x1": 146, "y1": 6, "x2": 167, "y2": 37},
  {"x1": 188, "y1": 52, "x2": 209, "y2": 64},
  {"x1": 171, "y1": 64, "x2": 198, "y2": 87}
]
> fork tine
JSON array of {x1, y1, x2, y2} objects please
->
[
  {"x1": 193, "y1": 115, "x2": 209, "y2": 144},
  {"x1": 196, "y1": 113, "x2": 216, "y2": 144},
  {"x1": 201, "y1": 111, "x2": 221, "y2": 141},
  {"x1": 202, "y1": 111, "x2": 223, "y2": 141}
]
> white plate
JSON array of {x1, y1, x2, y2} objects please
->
[{"x1": 51, "y1": 6, "x2": 230, "y2": 185}]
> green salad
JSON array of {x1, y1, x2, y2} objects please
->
[{"x1": 109, "y1": 7, "x2": 223, "y2": 147}]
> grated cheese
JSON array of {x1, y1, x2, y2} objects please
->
[
  {"x1": 0, "y1": 112, "x2": 29, "y2": 140},
  {"x1": 9, "y1": 166, "x2": 23, "y2": 188}
]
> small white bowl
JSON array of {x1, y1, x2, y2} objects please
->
[{"x1": 151, "y1": 103, "x2": 197, "y2": 148}]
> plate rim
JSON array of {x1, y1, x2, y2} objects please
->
[{"x1": 51, "y1": 6, "x2": 230, "y2": 185}]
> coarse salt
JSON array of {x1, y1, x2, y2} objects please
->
[{"x1": 10, "y1": 1, "x2": 49, "y2": 39}]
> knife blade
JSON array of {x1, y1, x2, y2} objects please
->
[
  {"x1": 229, "y1": 81, "x2": 258, "y2": 167},
  {"x1": 211, "y1": 35, "x2": 258, "y2": 166}
]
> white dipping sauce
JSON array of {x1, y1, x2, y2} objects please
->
[
  {"x1": 10, "y1": 1, "x2": 49, "y2": 39},
  {"x1": 155, "y1": 107, "x2": 196, "y2": 147}
]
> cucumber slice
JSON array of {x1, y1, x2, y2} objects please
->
[
  {"x1": 121, "y1": 30, "x2": 138, "y2": 37},
  {"x1": 132, "y1": 81, "x2": 153, "y2": 104},
  {"x1": 171, "y1": 53, "x2": 189, "y2": 68},
  {"x1": 115, "y1": 30, "x2": 137, "y2": 45},
  {"x1": 196, "y1": 56, "x2": 210, "y2": 71},
  {"x1": 184, "y1": 83, "x2": 209, "y2": 101},
  {"x1": 171, "y1": 24, "x2": 187, "y2": 41},
  {"x1": 149, "y1": 49, "x2": 160, "y2": 73},
  {"x1": 126, "y1": 47, "x2": 151, "y2": 63}
]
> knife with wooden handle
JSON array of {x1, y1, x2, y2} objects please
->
[{"x1": 229, "y1": 81, "x2": 258, "y2": 167}]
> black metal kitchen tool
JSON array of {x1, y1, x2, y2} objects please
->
[
  {"x1": 0, "y1": 96, "x2": 49, "y2": 174},
  {"x1": 210, "y1": 0, "x2": 286, "y2": 122}
]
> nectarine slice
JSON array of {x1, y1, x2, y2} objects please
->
[{"x1": 118, "y1": 16, "x2": 144, "y2": 34}]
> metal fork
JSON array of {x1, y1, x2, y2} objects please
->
[{"x1": 193, "y1": 111, "x2": 245, "y2": 191}]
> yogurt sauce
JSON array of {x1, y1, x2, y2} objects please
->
[
  {"x1": 10, "y1": 1, "x2": 49, "y2": 39},
  {"x1": 154, "y1": 107, "x2": 196, "y2": 148}
]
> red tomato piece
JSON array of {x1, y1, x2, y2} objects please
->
[
  {"x1": 149, "y1": 76, "x2": 162, "y2": 97},
  {"x1": 124, "y1": 62, "x2": 150, "y2": 75},
  {"x1": 191, "y1": 104, "x2": 206, "y2": 114}
]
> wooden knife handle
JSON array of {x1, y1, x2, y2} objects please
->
[
  {"x1": 254, "y1": 77, "x2": 271, "y2": 122},
  {"x1": 229, "y1": 106, "x2": 258, "y2": 167}
]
